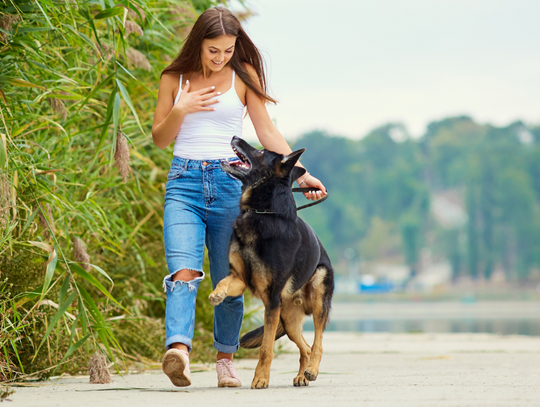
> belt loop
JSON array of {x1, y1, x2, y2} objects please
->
[{"x1": 183, "y1": 158, "x2": 189, "y2": 171}]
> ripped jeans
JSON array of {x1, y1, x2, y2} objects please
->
[{"x1": 162, "y1": 156, "x2": 243, "y2": 353}]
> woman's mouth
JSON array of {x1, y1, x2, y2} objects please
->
[{"x1": 212, "y1": 60, "x2": 223, "y2": 66}]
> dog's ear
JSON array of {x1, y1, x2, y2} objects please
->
[
  {"x1": 290, "y1": 166, "x2": 306, "y2": 184},
  {"x1": 281, "y1": 148, "x2": 305, "y2": 168}
]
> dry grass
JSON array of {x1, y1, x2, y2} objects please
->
[{"x1": 88, "y1": 353, "x2": 111, "y2": 384}]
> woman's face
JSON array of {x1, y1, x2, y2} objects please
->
[{"x1": 200, "y1": 35, "x2": 237, "y2": 73}]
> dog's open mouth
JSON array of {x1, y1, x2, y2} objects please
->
[
  {"x1": 222, "y1": 144, "x2": 251, "y2": 177},
  {"x1": 229, "y1": 146, "x2": 251, "y2": 171}
]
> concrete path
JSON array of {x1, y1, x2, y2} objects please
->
[{"x1": 11, "y1": 332, "x2": 540, "y2": 406}]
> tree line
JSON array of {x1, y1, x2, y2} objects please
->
[{"x1": 294, "y1": 117, "x2": 540, "y2": 282}]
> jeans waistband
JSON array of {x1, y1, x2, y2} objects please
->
[{"x1": 171, "y1": 156, "x2": 238, "y2": 170}]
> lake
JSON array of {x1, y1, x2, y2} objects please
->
[{"x1": 302, "y1": 301, "x2": 540, "y2": 336}]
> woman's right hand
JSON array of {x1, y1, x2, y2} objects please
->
[{"x1": 174, "y1": 80, "x2": 221, "y2": 115}]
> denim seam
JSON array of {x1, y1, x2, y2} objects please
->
[
  {"x1": 213, "y1": 339, "x2": 240, "y2": 354},
  {"x1": 165, "y1": 334, "x2": 193, "y2": 351},
  {"x1": 167, "y1": 166, "x2": 186, "y2": 181}
]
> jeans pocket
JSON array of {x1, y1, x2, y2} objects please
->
[
  {"x1": 167, "y1": 166, "x2": 185, "y2": 181},
  {"x1": 224, "y1": 171, "x2": 241, "y2": 182}
]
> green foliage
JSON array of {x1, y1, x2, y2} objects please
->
[
  {"x1": 0, "y1": 0, "x2": 249, "y2": 382},
  {"x1": 359, "y1": 217, "x2": 402, "y2": 262},
  {"x1": 295, "y1": 126, "x2": 429, "y2": 268},
  {"x1": 294, "y1": 119, "x2": 540, "y2": 282}
]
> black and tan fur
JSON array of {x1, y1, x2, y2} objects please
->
[{"x1": 209, "y1": 137, "x2": 334, "y2": 389}]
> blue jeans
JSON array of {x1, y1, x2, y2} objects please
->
[{"x1": 162, "y1": 156, "x2": 243, "y2": 353}]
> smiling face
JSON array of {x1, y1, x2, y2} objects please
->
[{"x1": 200, "y1": 35, "x2": 237, "y2": 73}]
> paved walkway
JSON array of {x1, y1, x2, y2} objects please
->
[{"x1": 11, "y1": 332, "x2": 540, "y2": 406}]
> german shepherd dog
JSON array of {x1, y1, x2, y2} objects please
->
[{"x1": 209, "y1": 136, "x2": 334, "y2": 389}]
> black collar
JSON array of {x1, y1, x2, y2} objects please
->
[{"x1": 241, "y1": 208, "x2": 279, "y2": 215}]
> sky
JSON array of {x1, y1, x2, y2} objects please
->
[{"x1": 236, "y1": 0, "x2": 540, "y2": 140}]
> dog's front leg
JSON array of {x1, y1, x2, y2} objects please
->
[
  {"x1": 209, "y1": 250, "x2": 246, "y2": 305},
  {"x1": 209, "y1": 275, "x2": 246, "y2": 306},
  {"x1": 252, "y1": 307, "x2": 281, "y2": 389}
]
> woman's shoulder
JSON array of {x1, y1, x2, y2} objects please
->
[
  {"x1": 160, "y1": 72, "x2": 188, "y2": 99},
  {"x1": 162, "y1": 72, "x2": 189, "y2": 86},
  {"x1": 160, "y1": 72, "x2": 181, "y2": 88},
  {"x1": 161, "y1": 71, "x2": 182, "y2": 82}
]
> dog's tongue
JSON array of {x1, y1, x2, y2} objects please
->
[{"x1": 230, "y1": 159, "x2": 250, "y2": 169}]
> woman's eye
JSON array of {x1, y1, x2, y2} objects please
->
[
  {"x1": 210, "y1": 50, "x2": 217, "y2": 54},
  {"x1": 226, "y1": 50, "x2": 233, "y2": 54}
]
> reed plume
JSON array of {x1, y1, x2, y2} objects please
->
[
  {"x1": 72, "y1": 236, "x2": 91, "y2": 271},
  {"x1": 0, "y1": 14, "x2": 21, "y2": 41},
  {"x1": 88, "y1": 352, "x2": 111, "y2": 384},
  {"x1": 126, "y1": 48, "x2": 151, "y2": 71},
  {"x1": 114, "y1": 131, "x2": 131, "y2": 183}
]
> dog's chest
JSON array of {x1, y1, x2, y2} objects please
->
[
  {"x1": 233, "y1": 216, "x2": 259, "y2": 245},
  {"x1": 232, "y1": 216, "x2": 298, "y2": 301},
  {"x1": 238, "y1": 244, "x2": 272, "y2": 299}
]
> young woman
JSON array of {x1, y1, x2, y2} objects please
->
[{"x1": 151, "y1": 6, "x2": 326, "y2": 388}]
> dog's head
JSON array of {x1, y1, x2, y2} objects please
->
[{"x1": 221, "y1": 136, "x2": 306, "y2": 188}]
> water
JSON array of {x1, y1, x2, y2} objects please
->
[
  {"x1": 302, "y1": 301, "x2": 540, "y2": 336},
  {"x1": 304, "y1": 317, "x2": 540, "y2": 335}
]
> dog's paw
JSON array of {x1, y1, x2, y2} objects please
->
[
  {"x1": 304, "y1": 368, "x2": 318, "y2": 381},
  {"x1": 251, "y1": 377, "x2": 269, "y2": 389},
  {"x1": 208, "y1": 290, "x2": 227, "y2": 306},
  {"x1": 293, "y1": 375, "x2": 309, "y2": 387}
]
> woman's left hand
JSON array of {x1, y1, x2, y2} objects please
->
[{"x1": 299, "y1": 174, "x2": 327, "y2": 201}]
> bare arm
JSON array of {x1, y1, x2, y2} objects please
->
[
  {"x1": 152, "y1": 75, "x2": 221, "y2": 149},
  {"x1": 244, "y1": 66, "x2": 327, "y2": 199}
]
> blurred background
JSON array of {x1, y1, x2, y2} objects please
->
[
  {"x1": 2, "y1": 0, "x2": 540, "y2": 382},
  {"x1": 238, "y1": 0, "x2": 540, "y2": 335}
]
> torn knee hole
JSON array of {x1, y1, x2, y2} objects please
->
[
  {"x1": 163, "y1": 269, "x2": 204, "y2": 292},
  {"x1": 171, "y1": 268, "x2": 203, "y2": 281}
]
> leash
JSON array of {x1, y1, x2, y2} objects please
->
[
  {"x1": 292, "y1": 187, "x2": 329, "y2": 211},
  {"x1": 242, "y1": 187, "x2": 328, "y2": 214}
]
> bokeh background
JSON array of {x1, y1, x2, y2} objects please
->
[
  {"x1": 238, "y1": 0, "x2": 540, "y2": 336},
  {"x1": 1, "y1": 0, "x2": 539, "y2": 384},
  {"x1": 235, "y1": 0, "x2": 540, "y2": 289}
]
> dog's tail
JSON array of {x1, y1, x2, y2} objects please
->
[{"x1": 239, "y1": 321, "x2": 286, "y2": 349}]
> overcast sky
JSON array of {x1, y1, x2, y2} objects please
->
[{"x1": 237, "y1": 0, "x2": 540, "y2": 140}]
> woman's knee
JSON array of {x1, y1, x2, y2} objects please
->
[{"x1": 172, "y1": 268, "x2": 203, "y2": 282}]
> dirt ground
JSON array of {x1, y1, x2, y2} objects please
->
[{"x1": 11, "y1": 332, "x2": 540, "y2": 406}]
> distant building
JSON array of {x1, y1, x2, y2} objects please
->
[{"x1": 431, "y1": 190, "x2": 467, "y2": 229}]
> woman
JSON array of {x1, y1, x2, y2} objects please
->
[{"x1": 151, "y1": 6, "x2": 326, "y2": 388}]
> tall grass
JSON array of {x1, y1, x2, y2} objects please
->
[{"x1": 0, "y1": 0, "x2": 249, "y2": 381}]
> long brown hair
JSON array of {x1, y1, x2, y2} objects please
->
[{"x1": 162, "y1": 7, "x2": 277, "y2": 104}]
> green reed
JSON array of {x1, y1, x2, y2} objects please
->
[{"x1": 0, "y1": 0, "x2": 249, "y2": 381}]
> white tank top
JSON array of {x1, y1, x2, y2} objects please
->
[{"x1": 172, "y1": 70, "x2": 245, "y2": 160}]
